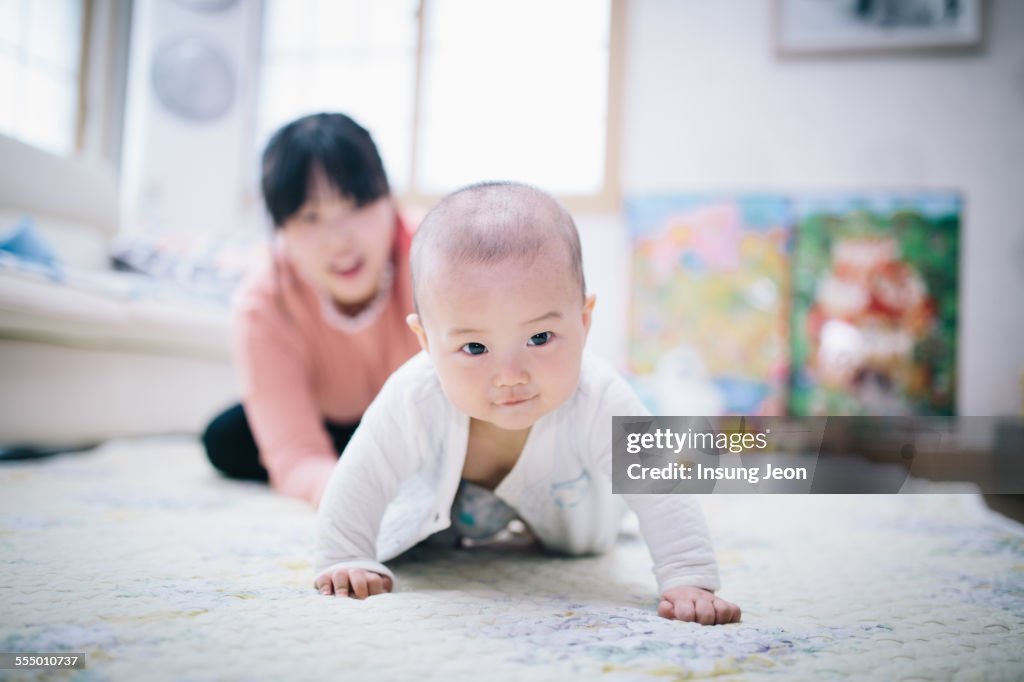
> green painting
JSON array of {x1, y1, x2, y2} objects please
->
[{"x1": 788, "y1": 194, "x2": 959, "y2": 416}]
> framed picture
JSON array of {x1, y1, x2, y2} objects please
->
[
  {"x1": 788, "y1": 192, "x2": 960, "y2": 417},
  {"x1": 776, "y1": 0, "x2": 983, "y2": 55},
  {"x1": 626, "y1": 194, "x2": 792, "y2": 417}
]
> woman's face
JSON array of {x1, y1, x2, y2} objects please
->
[{"x1": 280, "y1": 167, "x2": 396, "y2": 312}]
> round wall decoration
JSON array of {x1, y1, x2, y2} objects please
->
[
  {"x1": 150, "y1": 36, "x2": 236, "y2": 123},
  {"x1": 173, "y1": 0, "x2": 239, "y2": 13}
]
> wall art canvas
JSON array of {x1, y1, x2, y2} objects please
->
[
  {"x1": 788, "y1": 193, "x2": 960, "y2": 416},
  {"x1": 626, "y1": 195, "x2": 792, "y2": 416},
  {"x1": 777, "y1": 0, "x2": 982, "y2": 54}
]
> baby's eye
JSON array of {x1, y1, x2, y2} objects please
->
[
  {"x1": 528, "y1": 332, "x2": 553, "y2": 346},
  {"x1": 299, "y1": 211, "x2": 318, "y2": 224},
  {"x1": 460, "y1": 342, "x2": 488, "y2": 356}
]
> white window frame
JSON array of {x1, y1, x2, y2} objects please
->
[
  {"x1": 255, "y1": 0, "x2": 625, "y2": 214},
  {"x1": 0, "y1": 0, "x2": 131, "y2": 166},
  {"x1": 0, "y1": 0, "x2": 131, "y2": 242}
]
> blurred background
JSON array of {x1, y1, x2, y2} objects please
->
[{"x1": 1, "y1": 0, "x2": 1022, "y2": 450}]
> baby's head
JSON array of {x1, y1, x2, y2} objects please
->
[{"x1": 408, "y1": 182, "x2": 595, "y2": 432}]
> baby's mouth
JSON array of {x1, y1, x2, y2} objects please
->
[{"x1": 495, "y1": 396, "x2": 535, "y2": 407}]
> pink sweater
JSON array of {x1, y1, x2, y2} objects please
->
[{"x1": 232, "y1": 219, "x2": 420, "y2": 506}]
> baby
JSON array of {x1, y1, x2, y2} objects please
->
[{"x1": 314, "y1": 182, "x2": 740, "y2": 624}]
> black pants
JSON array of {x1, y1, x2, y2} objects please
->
[{"x1": 202, "y1": 403, "x2": 359, "y2": 482}]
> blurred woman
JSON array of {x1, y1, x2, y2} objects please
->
[{"x1": 202, "y1": 112, "x2": 420, "y2": 506}]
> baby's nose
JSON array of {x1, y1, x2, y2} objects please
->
[{"x1": 494, "y1": 358, "x2": 529, "y2": 387}]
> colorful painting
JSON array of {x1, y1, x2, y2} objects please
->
[
  {"x1": 626, "y1": 195, "x2": 791, "y2": 416},
  {"x1": 788, "y1": 194, "x2": 959, "y2": 416}
]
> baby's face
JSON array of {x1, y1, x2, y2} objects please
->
[{"x1": 410, "y1": 246, "x2": 594, "y2": 433}]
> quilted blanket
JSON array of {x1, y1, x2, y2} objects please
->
[{"x1": 2, "y1": 438, "x2": 1022, "y2": 680}]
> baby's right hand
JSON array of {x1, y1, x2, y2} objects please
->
[{"x1": 315, "y1": 567, "x2": 393, "y2": 599}]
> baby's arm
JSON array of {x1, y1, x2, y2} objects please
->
[
  {"x1": 589, "y1": 375, "x2": 741, "y2": 624},
  {"x1": 624, "y1": 493, "x2": 740, "y2": 624},
  {"x1": 314, "y1": 375, "x2": 416, "y2": 598}
]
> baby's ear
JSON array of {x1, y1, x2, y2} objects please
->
[
  {"x1": 406, "y1": 313, "x2": 430, "y2": 352},
  {"x1": 582, "y1": 294, "x2": 596, "y2": 336}
]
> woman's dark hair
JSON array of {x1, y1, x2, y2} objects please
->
[{"x1": 261, "y1": 112, "x2": 390, "y2": 227}]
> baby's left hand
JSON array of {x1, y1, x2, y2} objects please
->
[{"x1": 658, "y1": 586, "x2": 741, "y2": 625}]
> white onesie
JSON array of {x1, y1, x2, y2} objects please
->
[{"x1": 315, "y1": 351, "x2": 721, "y2": 594}]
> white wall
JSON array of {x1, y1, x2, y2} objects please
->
[
  {"x1": 118, "y1": 0, "x2": 1024, "y2": 416},
  {"x1": 582, "y1": 0, "x2": 1023, "y2": 416}
]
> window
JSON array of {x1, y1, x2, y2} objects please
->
[
  {"x1": 258, "y1": 0, "x2": 420, "y2": 196},
  {"x1": 258, "y1": 0, "x2": 622, "y2": 211},
  {"x1": 0, "y1": 0, "x2": 87, "y2": 156}
]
